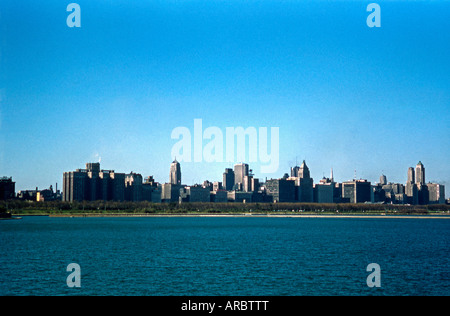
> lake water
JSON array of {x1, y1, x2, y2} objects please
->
[{"x1": 1, "y1": 216, "x2": 449, "y2": 296}]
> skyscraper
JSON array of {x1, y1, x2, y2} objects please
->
[
  {"x1": 406, "y1": 166, "x2": 418, "y2": 205},
  {"x1": 415, "y1": 161, "x2": 425, "y2": 185},
  {"x1": 234, "y1": 163, "x2": 249, "y2": 189},
  {"x1": 407, "y1": 167, "x2": 415, "y2": 184},
  {"x1": 297, "y1": 160, "x2": 313, "y2": 202},
  {"x1": 170, "y1": 159, "x2": 181, "y2": 185},
  {"x1": 298, "y1": 160, "x2": 311, "y2": 179},
  {"x1": 223, "y1": 168, "x2": 235, "y2": 191},
  {"x1": 291, "y1": 166, "x2": 300, "y2": 178}
]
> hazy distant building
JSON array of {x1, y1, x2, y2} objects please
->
[
  {"x1": 379, "y1": 174, "x2": 387, "y2": 186},
  {"x1": 202, "y1": 180, "x2": 213, "y2": 191},
  {"x1": 17, "y1": 188, "x2": 39, "y2": 201},
  {"x1": 211, "y1": 190, "x2": 228, "y2": 202},
  {"x1": 170, "y1": 159, "x2": 181, "y2": 185},
  {"x1": 227, "y1": 191, "x2": 255, "y2": 203},
  {"x1": 213, "y1": 181, "x2": 222, "y2": 191},
  {"x1": 36, "y1": 185, "x2": 61, "y2": 202},
  {"x1": 0, "y1": 177, "x2": 15, "y2": 200}
]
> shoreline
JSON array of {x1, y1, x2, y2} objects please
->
[{"x1": 30, "y1": 212, "x2": 450, "y2": 219}]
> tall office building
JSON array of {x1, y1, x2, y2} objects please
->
[
  {"x1": 379, "y1": 174, "x2": 387, "y2": 185},
  {"x1": 406, "y1": 166, "x2": 418, "y2": 205},
  {"x1": 407, "y1": 167, "x2": 415, "y2": 183},
  {"x1": 234, "y1": 163, "x2": 249, "y2": 189},
  {"x1": 298, "y1": 160, "x2": 311, "y2": 179},
  {"x1": 314, "y1": 182, "x2": 334, "y2": 203},
  {"x1": 342, "y1": 179, "x2": 372, "y2": 203},
  {"x1": 297, "y1": 160, "x2": 313, "y2": 202},
  {"x1": 223, "y1": 168, "x2": 235, "y2": 191},
  {"x1": 415, "y1": 161, "x2": 425, "y2": 185},
  {"x1": 170, "y1": 159, "x2": 181, "y2": 185},
  {"x1": 291, "y1": 166, "x2": 300, "y2": 178},
  {"x1": 265, "y1": 178, "x2": 296, "y2": 202}
]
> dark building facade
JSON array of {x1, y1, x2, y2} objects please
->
[
  {"x1": 290, "y1": 161, "x2": 314, "y2": 202},
  {"x1": 314, "y1": 181, "x2": 334, "y2": 203},
  {"x1": 342, "y1": 179, "x2": 371, "y2": 203},
  {"x1": 161, "y1": 183, "x2": 183, "y2": 203},
  {"x1": 125, "y1": 172, "x2": 143, "y2": 202},
  {"x1": 63, "y1": 163, "x2": 126, "y2": 202},
  {"x1": 0, "y1": 177, "x2": 15, "y2": 200},
  {"x1": 264, "y1": 178, "x2": 296, "y2": 202},
  {"x1": 223, "y1": 168, "x2": 235, "y2": 191},
  {"x1": 180, "y1": 185, "x2": 211, "y2": 202}
]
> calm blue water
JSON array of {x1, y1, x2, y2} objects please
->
[{"x1": 1, "y1": 216, "x2": 449, "y2": 296}]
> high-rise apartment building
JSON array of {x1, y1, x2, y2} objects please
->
[
  {"x1": 427, "y1": 183, "x2": 445, "y2": 204},
  {"x1": 63, "y1": 163, "x2": 125, "y2": 202}
]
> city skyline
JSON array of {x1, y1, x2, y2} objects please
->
[
  {"x1": 3, "y1": 156, "x2": 449, "y2": 199},
  {"x1": 53, "y1": 158, "x2": 445, "y2": 205},
  {"x1": 1, "y1": 1, "x2": 449, "y2": 197}
]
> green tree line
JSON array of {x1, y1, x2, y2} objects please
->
[{"x1": 1, "y1": 199, "x2": 449, "y2": 215}]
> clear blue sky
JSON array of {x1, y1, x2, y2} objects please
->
[{"x1": 1, "y1": 0, "x2": 449, "y2": 197}]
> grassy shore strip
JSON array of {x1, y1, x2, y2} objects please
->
[{"x1": 6, "y1": 201, "x2": 450, "y2": 218}]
